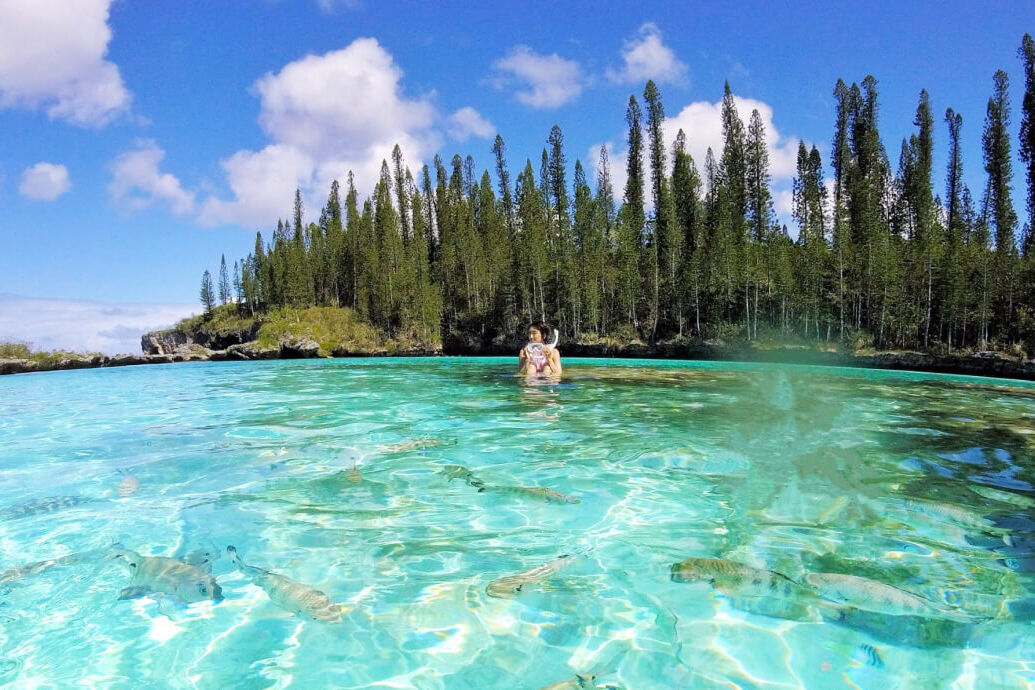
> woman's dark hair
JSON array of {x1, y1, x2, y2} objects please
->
[{"x1": 528, "y1": 323, "x2": 551, "y2": 339}]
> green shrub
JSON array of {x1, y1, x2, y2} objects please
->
[
  {"x1": 256, "y1": 306, "x2": 381, "y2": 355},
  {"x1": 0, "y1": 341, "x2": 32, "y2": 358}
]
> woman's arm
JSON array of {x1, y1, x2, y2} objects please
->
[
  {"x1": 548, "y1": 347, "x2": 562, "y2": 375},
  {"x1": 517, "y1": 347, "x2": 528, "y2": 373}
]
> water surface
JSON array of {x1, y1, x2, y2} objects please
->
[{"x1": 1, "y1": 358, "x2": 1033, "y2": 688}]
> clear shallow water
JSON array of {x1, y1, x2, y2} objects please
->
[{"x1": 0, "y1": 357, "x2": 1033, "y2": 688}]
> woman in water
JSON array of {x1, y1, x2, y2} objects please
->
[{"x1": 518, "y1": 323, "x2": 562, "y2": 376}]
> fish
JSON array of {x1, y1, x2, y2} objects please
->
[
  {"x1": 539, "y1": 673, "x2": 598, "y2": 690},
  {"x1": 0, "y1": 550, "x2": 97, "y2": 585},
  {"x1": 226, "y1": 545, "x2": 344, "y2": 623},
  {"x1": 380, "y1": 438, "x2": 450, "y2": 454},
  {"x1": 804, "y1": 573, "x2": 949, "y2": 618},
  {"x1": 109, "y1": 545, "x2": 223, "y2": 603},
  {"x1": 822, "y1": 605, "x2": 975, "y2": 649},
  {"x1": 345, "y1": 464, "x2": 362, "y2": 483},
  {"x1": 851, "y1": 643, "x2": 884, "y2": 668},
  {"x1": 1, "y1": 495, "x2": 92, "y2": 520},
  {"x1": 440, "y1": 464, "x2": 485, "y2": 490},
  {"x1": 897, "y1": 497, "x2": 997, "y2": 531},
  {"x1": 117, "y1": 470, "x2": 140, "y2": 497},
  {"x1": 482, "y1": 485, "x2": 580, "y2": 504},
  {"x1": 670, "y1": 558, "x2": 814, "y2": 601},
  {"x1": 969, "y1": 484, "x2": 1035, "y2": 509},
  {"x1": 486, "y1": 554, "x2": 577, "y2": 598}
]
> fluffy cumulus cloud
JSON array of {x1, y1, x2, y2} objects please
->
[
  {"x1": 446, "y1": 106, "x2": 494, "y2": 142},
  {"x1": 0, "y1": 295, "x2": 197, "y2": 355},
  {"x1": 607, "y1": 23, "x2": 688, "y2": 86},
  {"x1": 0, "y1": 0, "x2": 130, "y2": 126},
  {"x1": 590, "y1": 92, "x2": 810, "y2": 223},
  {"x1": 18, "y1": 162, "x2": 70, "y2": 201},
  {"x1": 108, "y1": 141, "x2": 195, "y2": 215},
  {"x1": 200, "y1": 38, "x2": 441, "y2": 228},
  {"x1": 492, "y1": 46, "x2": 584, "y2": 109},
  {"x1": 663, "y1": 95, "x2": 802, "y2": 183}
]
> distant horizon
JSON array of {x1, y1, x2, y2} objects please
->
[{"x1": 0, "y1": 293, "x2": 196, "y2": 355}]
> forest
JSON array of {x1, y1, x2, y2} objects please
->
[{"x1": 197, "y1": 34, "x2": 1035, "y2": 355}]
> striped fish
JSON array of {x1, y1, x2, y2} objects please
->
[
  {"x1": 227, "y1": 545, "x2": 344, "y2": 623},
  {"x1": 851, "y1": 643, "x2": 884, "y2": 668},
  {"x1": 0, "y1": 550, "x2": 96, "y2": 584},
  {"x1": 805, "y1": 572, "x2": 948, "y2": 617},
  {"x1": 110, "y1": 545, "x2": 223, "y2": 603},
  {"x1": 483, "y1": 485, "x2": 580, "y2": 504},
  {"x1": 670, "y1": 557, "x2": 814, "y2": 601},
  {"x1": 486, "y1": 554, "x2": 576, "y2": 598},
  {"x1": 2, "y1": 495, "x2": 92, "y2": 520}
]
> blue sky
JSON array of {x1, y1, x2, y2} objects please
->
[{"x1": 1, "y1": 0, "x2": 1033, "y2": 353}]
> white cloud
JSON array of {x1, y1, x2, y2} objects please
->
[
  {"x1": 607, "y1": 23, "x2": 688, "y2": 86},
  {"x1": 663, "y1": 94, "x2": 805, "y2": 185},
  {"x1": 492, "y1": 46, "x2": 583, "y2": 109},
  {"x1": 589, "y1": 92, "x2": 812, "y2": 223},
  {"x1": 774, "y1": 188, "x2": 794, "y2": 218},
  {"x1": 109, "y1": 141, "x2": 195, "y2": 215},
  {"x1": 199, "y1": 144, "x2": 315, "y2": 228},
  {"x1": 0, "y1": 294, "x2": 197, "y2": 355},
  {"x1": 315, "y1": 0, "x2": 359, "y2": 11},
  {"x1": 0, "y1": 0, "x2": 130, "y2": 126},
  {"x1": 200, "y1": 37, "x2": 442, "y2": 228},
  {"x1": 446, "y1": 106, "x2": 494, "y2": 141},
  {"x1": 19, "y1": 162, "x2": 70, "y2": 201}
]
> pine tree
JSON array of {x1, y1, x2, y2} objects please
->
[
  {"x1": 200, "y1": 270, "x2": 214, "y2": 314},
  {"x1": 232, "y1": 260, "x2": 243, "y2": 304},
  {"x1": 621, "y1": 95, "x2": 645, "y2": 329},
  {"x1": 572, "y1": 159, "x2": 599, "y2": 337},
  {"x1": 672, "y1": 130, "x2": 702, "y2": 334},
  {"x1": 218, "y1": 254, "x2": 231, "y2": 305},
  {"x1": 904, "y1": 90, "x2": 939, "y2": 346},
  {"x1": 719, "y1": 83, "x2": 749, "y2": 335},
  {"x1": 794, "y1": 142, "x2": 828, "y2": 339},
  {"x1": 547, "y1": 125, "x2": 575, "y2": 333},
  {"x1": 392, "y1": 145, "x2": 411, "y2": 243},
  {"x1": 595, "y1": 145, "x2": 618, "y2": 334},
  {"x1": 516, "y1": 159, "x2": 549, "y2": 322},
  {"x1": 490, "y1": 135, "x2": 513, "y2": 228},
  {"x1": 323, "y1": 179, "x2": 344, "y2": 306},
  {"x1": 645, "y1": 80, "x2": 678, "y2": 336},
  {"x1": 943, "y1": 108, "x2": 967, "y2": 347},
  {"x1": 982, "y1": 69, "x2": 1019, "y2": 338},
  {"x1": 1020, "y1": 34, "x2": 1035, "y2": 236},
  {"x1": 831, "y1": 79, "x2": 853, "y2": 339},
  {"x1": 745, "y1": 108, "x2": 775, "y2": 340},
  {"x1": 253, "y1": 231, "x2": 268, "y2": 310}
]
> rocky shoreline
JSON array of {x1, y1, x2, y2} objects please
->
[
  {"x1": 3, "y1": 329, "x2": 1035, "y2": 382},
  {"x1": 0, "y1": 351, "x2": 210, "y2": 376}
]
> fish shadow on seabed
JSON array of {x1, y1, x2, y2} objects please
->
[{"x1": 819, "y1": 605, "x2": 977, "y2": 650}]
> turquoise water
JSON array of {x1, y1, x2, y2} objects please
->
[{"x1": 1, "y1": 357, "x2": 1034, "y2": 689}]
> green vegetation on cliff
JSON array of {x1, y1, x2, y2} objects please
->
[
  {"x1": 169, "y1": 304, "x2": 437, "y2": 356},
  {"x1": 0, "y1": 341, "x2": 105, "y2": 365}
]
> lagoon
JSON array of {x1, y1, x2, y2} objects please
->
[{"x1": 1, "y1": 358, "x2": 1033, "y2": 688}]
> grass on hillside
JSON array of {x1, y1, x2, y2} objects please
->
[
  {"x1": 173, "y1": 304, "x2": 258, "y2": 337},
  {"x1": 255, "y1": 306, "x2": 382, "y2": 355}
]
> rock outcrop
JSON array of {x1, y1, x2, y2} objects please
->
[{"x1": 141, "y1": 321, "x2": 261, "y2": 356}]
